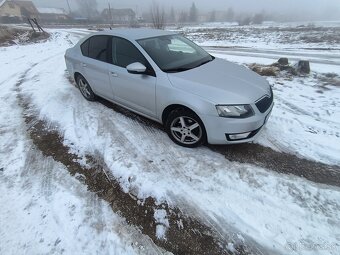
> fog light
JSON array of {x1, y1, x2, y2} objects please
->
[{"x1": 227, "y1": 132, "x2": 251, "y2": 141}]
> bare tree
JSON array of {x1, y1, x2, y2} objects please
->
[
  {"x1": 237, "y1": 16, "x2": 251, "y2": 26},
  {"x1": 76, "y1": 0, "x2": 98, "y2": 20},
  {"x1": 168, "y1": 6, "x2": 176, "y2": 24},
  {"x1": 253, "y1": 13, "x2": 265, "y2": 24},
  {"x1": 141, "y1": 11, "x2": 152, "y2": 23},
  {"x1": 150, "y1": 1, "x2": 165, "y2": 29},
  {"x1": 189, "y1": 2, "x2": 198, "y2": 23},
  {"x1": 178, "y1": 11, "x2": 188, "y2": 24},
  {"x1": 209, "y1": 10, "x2": 216, "y2": 22},
  {"x1": 224, "y1": 7, "x2": 234, "y2": 22}
]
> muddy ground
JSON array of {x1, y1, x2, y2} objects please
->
[{"x1": 0, "y1": 26, "x2": 50, "y2": 46}]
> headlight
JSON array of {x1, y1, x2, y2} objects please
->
[{"x1": 216, "y1": 105, "x2": 254, "y2": 118}]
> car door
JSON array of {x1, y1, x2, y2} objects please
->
[
  {"x1": 109, "y1": 36, "x2": 157, "y2": 118},
  {"x1": 80, "y1": 35, "x2": 114, "y2": 100}
]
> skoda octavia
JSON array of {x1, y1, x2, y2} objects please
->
[{"x1": 65, "y1": 29, "x2": 273, "y2": 147}]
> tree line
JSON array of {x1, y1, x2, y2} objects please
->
[
  {"x1": 73, "y1": 0, "x2": 267, "y2": 27},
  {"x1": 146, "y1": 2, "x2": 267, "y2": 28}
]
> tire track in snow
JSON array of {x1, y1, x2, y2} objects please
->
[
  {"x1": 210, "y1": 142, "x2": 340, "y2": 187},
  {"x1": 95, "y1": 95, "x2": 340, "y2": 187},
  {"x1": 12, "y1": 30, "x2": 340, "y2": 255},
  {"x1": 0, "y1": 129, "x2": 165, "y2": 255},
  {"x1": 274, "y1": 95, "x2": 340, "y2": 131},
  {"x1": 270, "y1": 114, "x2": 340, "y2": 139},
  {"x1": 56, "y1": 82, "x2": 340, "y2": 253},
  {"x1": 14, "y1": 61, "x2": 256, "y2": 255},
  {"x1": 69, "y1": 93, "x2": 263, "y2": 255},
  {"x1": 21, "y1": 107, "x2": 240, "y2": 255},
  {"x1": 1, "y1": 67, "x2": 169, "y2": 255}
]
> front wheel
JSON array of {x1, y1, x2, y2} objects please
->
[{"x1": 165, "y1": 109, "x2": 206, "y2": 148}]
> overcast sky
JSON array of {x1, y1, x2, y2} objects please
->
[{"x1": 32, "y1": 0, "x2": 340, "y2": 20}]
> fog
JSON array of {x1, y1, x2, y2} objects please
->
[{"x1": 32, "y1": 0, "x2": 340, "y2": 21}]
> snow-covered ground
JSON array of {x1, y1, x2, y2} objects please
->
[
  {"x1": 179, "y1": 21, "x2": 340, "y2": 50},
  {"x1": 1, "y1": 24, "x2": 340, "y2": 255},
  {"x1": 0, "y1": 31, "x2": 169, "y2": 255}
]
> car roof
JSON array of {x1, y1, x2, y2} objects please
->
[{"x1": 91, "y1": 28, "x2": 177, "y2": 41}]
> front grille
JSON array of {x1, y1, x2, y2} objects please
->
[{"x1": 255, "y1": 87, "x2": 273, "y2": 113}]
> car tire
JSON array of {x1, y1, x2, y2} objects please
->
[
  {"x1": 76, "y1": 75, "x2": 96, "y2": 101},
  {"x1": 165, "y1": 108, "x2": 206, "y2": 148}
]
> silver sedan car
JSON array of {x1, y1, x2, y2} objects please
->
[{"x1": 65, "y1": 29, "x2": 273, "y2": 147}]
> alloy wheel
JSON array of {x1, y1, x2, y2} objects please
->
[
  {"x1": 170, "y1": 116, "x2": 203, "y2": 145},
  {"x1": 78, "y1": 78, "x2": 92, "y2": 99}
]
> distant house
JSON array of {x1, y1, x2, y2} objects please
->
[
  {"x1": 0, "y1": 0, "x2": 38, "y2": 23},
  {"x1": 37, "y1": 7, "x2": 69, "y2": 22},
  {"x1": 15, "y1": 0, "x2": 38, "y2": 18},
  {"x1": 102, "y1": 8, "x2": 135, "y2": 24}
]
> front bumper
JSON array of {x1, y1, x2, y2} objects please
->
[{"x1": 201, "y1": 103, "x2": 273, "y2": 144}]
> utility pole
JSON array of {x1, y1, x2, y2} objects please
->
[
  {"x1": 66, "y1": 0, "x2": 72, "y2": 14},
  {"x1": 108, "y1": 1, "x2": 113, "y2": 28},
  {"x1": 135, "y1": 5, "x2": 139, "y2": 21}
]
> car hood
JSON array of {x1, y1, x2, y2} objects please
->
[{"x1": 167, "y1": 58, "x2": 270, "y2": 104}]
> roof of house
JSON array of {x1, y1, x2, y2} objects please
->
[
  {"x1": 13, "y1": 1, "x2": 39, "y2": 14},
  {"x1": 102, "y1": 8, "x2": 135, "y2": 17},
  {"x1": 37, "y1": 7, "x2": 67, "y2": 15}
]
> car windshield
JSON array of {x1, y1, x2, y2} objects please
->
[{"x1": 137, "y1": 34, "x2": 214, "y2": 73}]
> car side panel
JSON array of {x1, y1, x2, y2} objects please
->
[
  {"x1": 80, "y1": 57, "x2": 114, "y2": 100},
  {"x1": 109, "y1": 64, "x2": 157, "y2": 118},
  {"x1": 65, "y1": 47, "x2": 80, "y2": 81}
]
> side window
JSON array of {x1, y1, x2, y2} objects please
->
[
  {"x1": 88, "y1": 35, "x2": 110, "y2": 63},
  {"x1": 80, "y1": 39, "x2": 89, "y2": 57},
  {"x1": 112, "y1": 37, "x2": 147, "y2": 68}
]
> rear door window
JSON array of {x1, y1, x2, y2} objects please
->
[
  {"x1": 80, "y1": 39, "x2": 89, "y2": 56},
  {"x1": 87, "y1": 35, "x2": 111, "y2": 63}
]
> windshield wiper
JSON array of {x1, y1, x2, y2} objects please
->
[
  {"x1": 164, "y1": 57, "x2": 214, "y2": 73},
  {"x1": 196, "y1": 58, "x2": 214, "y2": 68},
  {"x1": 163, "y1": 67, "x2": 191, "y2": 73}
]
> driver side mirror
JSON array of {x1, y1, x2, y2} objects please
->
[{"x1": 126, "y1": 62, "x2": 147, "y2": 74}]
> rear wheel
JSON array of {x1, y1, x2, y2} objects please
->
[
  {"x1": 165, "y1": 108, "x2": 206, "y2": 148},
  {"x1": 76, "y1": 75, "x2": 96, "y2": 101}
]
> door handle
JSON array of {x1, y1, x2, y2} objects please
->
[
  {"x1": 110, "y1": 71, "x2": 118, "y2": 77},
  {"x1": 81, "y1": 63, "x2": 87, "y2": 67}
]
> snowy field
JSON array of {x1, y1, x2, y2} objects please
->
[
  {"x1": 1, "y1": 22, "x2": 340, "y2": 255},
  {"x1": 180, "y1": 21, "x2": 340, "y2": 50}
]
